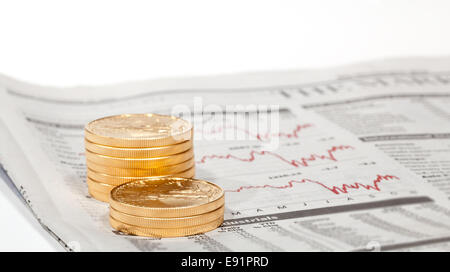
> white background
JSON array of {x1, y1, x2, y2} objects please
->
[{"x1": 0, "y1": 0, "x2": 449, "y2": 251}]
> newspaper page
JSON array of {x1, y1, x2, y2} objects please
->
[{"x1": 1, "y1": 57, "x2": 450, "y2": 251}]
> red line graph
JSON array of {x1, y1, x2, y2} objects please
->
[
  {"x1": 197, "y1": 145, "x2": 354, "y2": 168},
  {"x1": 196, "y1": 123, "x2": 314, "y2": 142},
  {"x1": 226, "y1": 174, "x2": 400, "y2": 195}
]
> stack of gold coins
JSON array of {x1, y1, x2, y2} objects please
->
[
  {"x1": 84, "y1": 114, "x2": 194, "y2": 202},
  {"x1": 109, "y1": 177, "x2": 224, "y2": 237}
]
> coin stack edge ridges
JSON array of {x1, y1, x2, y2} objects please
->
[
  {"x1": 84, "y1": 113, "x2": 195, "y2": 202},
  {"x1": 108, "y1": 177, "x2": 225, "y2": 237}
]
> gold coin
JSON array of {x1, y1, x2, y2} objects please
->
[
  {"x1": 85, "y1": 148, "x2": 194, "y2": 168},
  {"x1": 109, "y1": 215, "x2": 223, "y2": 238},
  {"x1": 87, "y1": 167, "x2": 195, "y2": 186},
  {"x1": 110, "y1": 177, "x2": 225, "y2": 218},
  {"x1": 88, "y1": 188, "x2": 110, "y2": 202},
  {"x1": 85, "y1": 114, "x2": 193, "y2": 147},
  {"x1": 85, "y1": 139, "x2": 193, "y2": 158},
  {"x1": 110, "y1": 205, "x2": 224, "y2": 228},
  {"x1": 86, "y1": 157, "x2": 195, "y2": 176},
  {"x1": 87, "y1": 177, "x2": 116, "y2": 194}
]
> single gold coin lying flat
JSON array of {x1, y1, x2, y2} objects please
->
[
  {"x1": 87, "y1": 177, "x2": 116, "y2": 194},
  {"x1": 87, "y1": 167, "x2": 195, "y2": 186},
  {"x1": 87, "y1": 157, "x2": 195, "y2": 176},
  {"x1": 88, "y1": 188, "x2": 110, "y2": 202},
  {"x1": 109, "y1": 215, "x2": 223, "y2": 238},
  {"x1": 85, "y1": 139, "x2": 193, "y2": 158},
  {"x1": 110, "y1": 177, "x2": 225, "y2": 218},
  {"x1": 85, "y1": 148, "x2": 194, "y2": 168},
  {"x1": 110, "y1": 205, "x2": 224, "y2": 228},
  {"x1": 85, "y1": 114, "x2": 193, "y2": 147}
]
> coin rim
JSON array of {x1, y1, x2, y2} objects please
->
[
  {"x1": 85, "y1": 148, "x2": 194, "y2": 168},
  {"x1": 87, "y1": 166, "x2": 195, "y2": 185},
  {"x1": 85, "y1": 114, "x2": 193, "y2": 147},
  {"x1": 87, "y1": 177, "x2": 115, "y2": 193},
  {"x1": 88, "y1": 188, "x2": 110, "y2": 203},
  {"x1": 109, "y1": 215, "x2": 223, "y2": 238},
  {"x1": 109, "y1": 205, "x2": 224, "y2": 228},
  {"x1": 110, "y1": 177, "x2": 225, "y2": 218},
  {"x1": 85, "y1": 139, "x2": 193, "y2": 158},
  {"x1": 86, "y1": 157, "x2": 195, "y2": 176}
]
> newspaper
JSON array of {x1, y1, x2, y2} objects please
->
[{"x1": 1, "y1": 57, "x2": 450, "y2": 252}]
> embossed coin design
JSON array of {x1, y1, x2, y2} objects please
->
[
  {"x1": 110, "y1": 177, "x2": 225, "y2": 218},
  {"x1": 85, "y1": 114, "x2": 193, "y2": 147}
]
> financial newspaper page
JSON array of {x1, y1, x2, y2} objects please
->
[{"x1": 1, "y1": 57, "x2": 450, "y2": 251}]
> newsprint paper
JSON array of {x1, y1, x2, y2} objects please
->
[{"x1": 1, "y1": 57, "x2": 450, "y2": 251}]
